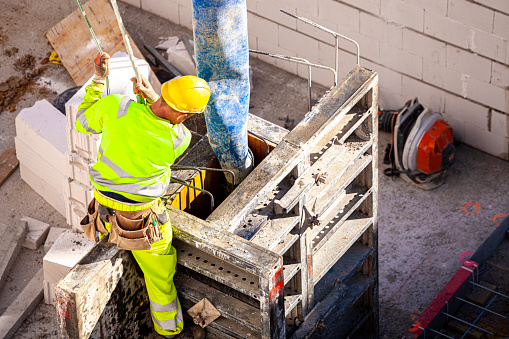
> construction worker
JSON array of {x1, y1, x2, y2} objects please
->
[{"x1": 76, "y1": 52, "x2": 211, "y2": 338}]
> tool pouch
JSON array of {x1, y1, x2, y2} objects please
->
[
  {"x1": 80, "y1": 199, "x2": 110, "y2": 242},
  {"x1": 109, "y1": 206, "x2": 165, "y2": 251}
]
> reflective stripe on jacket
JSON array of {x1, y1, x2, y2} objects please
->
[{"x1": 76, "y1": 82, "x2": 191, "y2": 202}]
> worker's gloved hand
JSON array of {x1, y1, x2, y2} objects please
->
[
  {"x1": 93, "y1": 52, "x2": 110, "y2": 85},
  {"x1": 131, "y1": 75, "x2": 159, "y2": 105}
]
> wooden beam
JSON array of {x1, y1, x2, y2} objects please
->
[{"x1": 0, "y1": 147, "x2": 19, "y2": 186}]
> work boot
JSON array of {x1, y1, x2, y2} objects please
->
[{"x1": 175, "y1": 324, "x2": 205, "y2": 339}]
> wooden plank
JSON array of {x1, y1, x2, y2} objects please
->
[
  {"x1": 0, "y1": 269, "x2": 43, "y2": 339},
  {"x1": 0, "y1": 147, "x2": 19, "y2": 186},
  {"x1": 46, "y1": 0, "x2": 159, "y2": 88},
  {"x1": 174, "y1": 273, "x2": 262, "y2": 333},
  {"x1": 313, "y1": 214, "x2": 373, "y2": 284},
  {"x1": 173, "y1": 238, "x2": 260, "y2": 299}
]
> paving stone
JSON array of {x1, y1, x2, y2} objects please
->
[
  {"x1": 0, "y1": 220, "x2": 28, "y2": 292},
  {"x1": 0, "y1": 268, "x2": 43, "y2": 339},
  {"x1": 20, "y1": 217, "x2": 50, "y2": 250}
]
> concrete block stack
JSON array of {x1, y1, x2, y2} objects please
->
[
  {"x1": 42, "y1": 231, "x2": 95, "y2": 305},
  {"x1": 15, "y1": 100, "x2": 69, "y2": 216}
]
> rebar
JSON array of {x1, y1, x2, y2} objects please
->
[
  {"x1": 170, "y1": 176, "x2": 214, "y2": 213},
  {"x1": 455, "y1": 296, "x2": 506, "y2": 318},
  {"x1": 427, "y1": 328, "x2": 454, "y2": 339},
  {"x1": 171, "y1": 165, "x2": 205, "y2": 191},
  {"x1": 468, "y1": 281, "x2": 509, "y2": 300},
  {"x1": 280, "y1": 9, "x2": 361, "y2": 84},
  {"x1": 249, "y1": 49, "x2": 336, "y2": 111},
  {"x1": 441, "y1": 312, "x2": 494, "y2": 335}
]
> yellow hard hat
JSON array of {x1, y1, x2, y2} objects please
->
[{"x1": 161, "y1": 76, "x2": 211, "y2": 113}]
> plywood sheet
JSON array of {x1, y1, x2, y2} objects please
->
[{"x1": 46, "y1": 0, "x2": 152, "y2": 87}]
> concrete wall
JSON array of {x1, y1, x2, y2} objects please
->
[{"x1": 122, "y1": 0, "x2": 509, "y2": 160}]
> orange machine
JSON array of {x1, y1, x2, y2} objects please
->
[{"x1": 379, "y1": 98, "x2": 455, "y2": 190}]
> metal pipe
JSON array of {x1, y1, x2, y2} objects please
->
[
  {"x1": 249, "y1": 49, "x2": 336, "y2": 110},
  {"x1": 440, "y1": 312, "x2": 494, "y2": 335},
  {"x1": 171, "y1": 177, "x2": 215, "y2": 213},
  {"x1": 455, "y1": 296, "x2": 506, "y2": 318},
  {"x1": 468, "y1": 281, "x2": 509, "y2": 299},
  {"x1": 248, "y1": 131, "x2": 269, "y2": 156},
  {"x1": 195, "y1": 167, "x2": 236, "y2": 187},
  {"x1": 280, "y1": 9, "x2": 361, "y2": 75}
]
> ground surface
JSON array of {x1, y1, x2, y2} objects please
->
[{"x1": 0, "y1": 1, "x2": 508, "y2": 338}]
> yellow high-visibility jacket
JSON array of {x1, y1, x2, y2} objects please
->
[{"x1": 76, "y1": 81, "x2": 191, "y2": 202}]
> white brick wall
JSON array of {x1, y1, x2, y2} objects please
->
[{"x1": 121, "y1": 0, "x2": 509, "y2": 160}]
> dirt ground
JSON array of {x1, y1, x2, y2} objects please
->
[{"x1": 1, "y1": 1, "x2": 508, "y2": 338}]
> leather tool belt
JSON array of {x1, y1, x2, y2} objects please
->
[{"x1": 80, "y1": 198, "x2": 167, "y2": 251}]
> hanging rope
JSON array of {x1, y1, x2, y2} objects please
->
[
  {"x1": 109, "y1": 0, "x2": 145, "y2": 104},
  {"x1": 75, "y1": 0, "x2": 110, "y2": 95}
]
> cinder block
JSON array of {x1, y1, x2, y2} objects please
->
[
  {"x1": 401, "y1": 75, "x2": 445, "y2": 112},
  {"x1": 142, "y1": 0, "x2": 179, "y2": 24},
  {"x1": 363, "y1": 60, "x2": 403, "y2": 95},
  {"x1": 465, "y1": 77, "x2": 507, "y2": 113},
  {"x1": 15, "y1": 136, "x2": 67, "y2": 192},
  {"x1": 360, "y1": 12, "x2": 388, "y2": 43},
  {"x1": 318, "y1": 0, "x2": 359, "y2": 33},
  {"x1": 279, "y1": 25, "x2": 319, "y2": 62},
  {"x1": 490, "y1": 111, "x2": 509, "y2": 138},
  {"x1": 257, "y1": 38, "x2": 298, "y2": 74},
  {"x1": 293, "y1": 0, "x2": 319, "y2": 17},
  {"x1": 120, "y1": 0, "x2": 140, "y2": 8},
  {"x1": 446, "y1": 46, "x2": 491, "y2": 83},
  {"x1": 493, "y1": 12, "x2": 509, "y2": 40},
  {"x1": 67, "y1": 152, "x2": 93, "y2": 186},
  {"x1": 378, "y1": 87, "x2": 407, "y2": 111},
  {"x1": 65, "y1": 179, "x2": 94, "y2": 208},
  {"x1": 15, "y1": 99, "x2": 68, "y2": 173},
  {"x1": 65, "y1": 197, "x2": 88, "y2": 233},
  {"x1": 403, "y1": 29, "x2": 446, "y2": 66},
  {"x1": 379, "y1": 43, "x2": 423, "y2": 79},
  {"x1": 380, "y1": 0, "x2": 424, "y2": 32},
  {"x1": 423, "y1": 59, "x2": 465, "y2": 96},
  {"x1": 424, "y1": 11, "x2": 469, "y2": 49},
  {"x1": 44, "y1": 227, "x2": 69, "y2": 254},
  {"x1": 166, "y1": 39, "x2": 197, "y2": 76},
  {"x1": 19, "y1": 163, "x2": 66, "y2": 216},
  {"x1": 445, "y1": 93, "x2": 489, "y2": 130},
  {"x1": 403, "y1": 0, "x2": 447, "y2": 15},
  {"x1": 248, "y1": 12, "x2": 279, "y2": 45},
  {"x1": 254, "y1": 0, "x2": 297, "y2": 30},
  {"x1": 474, "y1": 0, "x2": 509, "y2": 15},
  {"x1": 340, "y1": 0, "x2": 381, "y2": 16},
  {"x1": 21, "y1": 216, "x2": 50, "y2": 250},
  {"x1": 387, "y1": 22, "x2": 403, "y2": 49},
  {"x1": 448, "y1": 0, "x2": 494, "y2": 33},
  {"x1": 0, "y1": 268, "x2": 43, "y2": 339},
  {"x1": 491, "y1": 62, "x2": 509, "y2": 88},
  {"x1": 470, "y1": 28, "x2": 506, "y2": 63},
  {"x1": 0, "y1": 220, "x2": 27, "y2": 291},
  {"x1": 43, "y1": 231, "x2": 95, "y2": 285},
  {"x1": 465, "y1": 123, "x2": 509, "y2": 160},
  {"x1": 43, "y1": 279, "x2": 56, "y2": 305},
  {"x1": 178, "y1": 3, "x2": 193, "y2": 29}
]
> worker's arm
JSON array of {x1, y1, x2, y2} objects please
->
[{"x1": 76, "y1": 53, "x2": 110, "y2": 134}]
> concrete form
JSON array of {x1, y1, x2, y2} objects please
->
[
  {"x1": 56, "y1": 64, "x2": 379, "y2": 338},
  {"x1": 0, "y1": 220, "x2": 27, "y2": 292}
]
